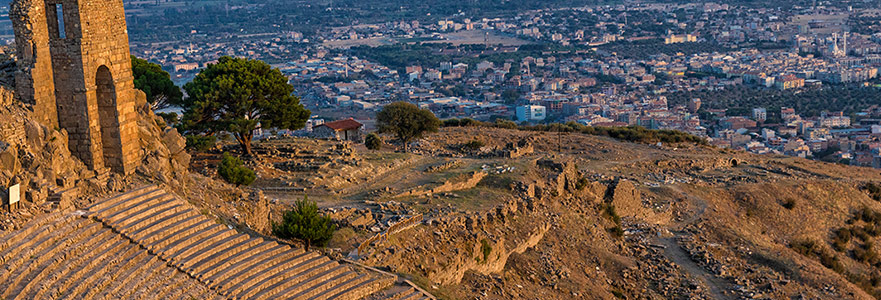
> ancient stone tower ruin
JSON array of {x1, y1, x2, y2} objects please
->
[{"x1": 9, "y1": 0, "x2": 140, "y2": 175}]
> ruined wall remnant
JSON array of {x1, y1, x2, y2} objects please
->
[
  {"x1": 10, "y1": 0, "x2": 140, "y2": 175},
  {"x1": 502, "y1": 137, "x2": 534, "y2": 159},
  {"x1": 9, "y1": 0, "x2": 56, "y2": 127},
  {"x1": 394, "y1": 171, "x2": 487, "y2": 198}
]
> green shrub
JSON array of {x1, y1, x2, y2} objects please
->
[
  {"x1": 576, "y1": 177, "x2": 590, "y2": 191},
  {"x1": 185, "y1": 134, "x2": 217, "y2": 151},
  {"x1": 856, "y1": 227, "x2": 872, "y2": 242},
  {"x1": 442, "y1": 119, "x2": 461, "y2": 127},
  {"x1": 273, "y1": 196, "x2": 336, "y2": 251},
  {"x1": 791, "y1": 239, "x2": 845, "y2": 274},
  {"x1": 867, "y1": 223, "x2": 881, "y2": 237},
  {"x1": 459, "y1": 118, "x2": 483, "y2": 127},
  {"x1": 608, "y1": 226, "x2": 624, "y2": 238},
  {"x1": 217, "y1": 152, "x2": 256, "y2": 186},
  {"x1": 480, "y1": 239, "x2": 492, "y2": 263},
  {"x1": 855, "y1": 243, "x2": 878, "y2": 263},
  {"x1": 790, "y1": 239, "x2": 817, "y2": 256},
  {"x1": 833, "y1": 228, "x2": 852, "y2": 252},
  {"x1": 441, "y1": 119, "x2": 706, "y2": 146},
  {"x1": 864, "y1": 183, "x2": 881, "y2": 202},
  {"x1": 365, "y1": 133, "x2": 382, "y2": 150},
  {"x1": 602, "y1": 203, "x2": 622, "y2": 226},
  {"x1": 464, "y1": 139, "x2": 485, "y2": 151},
  {"x1": 442, "y1": 118, "x2": 485, "y2": 127},
  {"x1": 494, "y1": 119, "x2": 518, "y2": 129},
  {"x1": 600, "y1": 203, "x2": 624, "y2": 238},
  {"x1": 861, "y1": 207, "x2": 881, "y2": 224}
]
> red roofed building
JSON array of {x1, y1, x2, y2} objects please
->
[{"x1": 312, "y1": 118, "x2": 364, "y2": 142}]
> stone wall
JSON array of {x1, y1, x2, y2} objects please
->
[
  {"x1": 0, "y1": 88, "x2": 91, "y2": 206},
  {"x1": 0, "y1": 87, "x2": 189, "y2": 210},
  {"x1": 239, "y1": 190, "x2": 271, "y2": 234},
  {"x1": 502, "y1": 138, "x2": 535, "y2": 159},
  {"x1": 10, "y1": 0, "x2": 140, "y2": 175},
  {"x1": 428, "y1": 223, "x2": 550, "y2": 285},
  {"x1": 387, "y1": 177, "x2": 554, "y2": 285},
  {"x1": 9, "y1": 0, "x2": 56, "y2": 127},
  {"x1": 356, "y1": 214, "x2": 423, "y2": 257},
  {"x1": 424, "y1": 160, "x2": 462, "y2": 173},
  {"x1": 361, "y1": 157, "x2": 611, "y2": 285},
  {"x1": 394, "y1": 171, "x2": 487, "y2": 198}
]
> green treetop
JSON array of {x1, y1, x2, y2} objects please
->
[{"x1": 180, "y1": 56, "x2": 310, "y2": 156}]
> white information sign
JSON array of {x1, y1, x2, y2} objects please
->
[{"x1": 8, "y1": 184, "x2": 19, "y2": 205}]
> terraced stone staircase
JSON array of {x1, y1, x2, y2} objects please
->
[
  {"x1": 0, "y1": 185, "x2": 429, "y2": 299},
  {"x1": 0, "y1": 211, "x2": 220, "y2": 299},
  {"x1": 85, "y1": 185, "x2": 395, "y2": 300}
]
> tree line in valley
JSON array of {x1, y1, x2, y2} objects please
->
[{"x1": 665, "y1": 84, "x2": 881, "y2": 120}]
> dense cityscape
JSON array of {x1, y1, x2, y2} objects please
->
[{"x1": 4, "y1": 1, "x2": 881, "y2": 166}]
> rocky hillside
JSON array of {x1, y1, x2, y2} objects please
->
[
  {"x1": 6, "y1": 82, "x2": 881, "y2": 300},
  {"x1": 0, "y1": 87, "x2": 193, "y2": 229},
  {"x1": 348, "y1": 127, "x2": 881, "y2": 300}
]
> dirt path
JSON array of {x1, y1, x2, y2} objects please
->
[
  {"x1": 657, "y1": 235, "x2": 733, "y2": 300},
  {"x1": 654, "y1": 185, "x2": 734, "y2": 300},
  {"x1": 584, "y1": 154, "x2": 736, "y2": 299}
]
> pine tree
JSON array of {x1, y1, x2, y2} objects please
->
[
  {"x1": 180, "y1": 56, "x2": 310, "y2": 156},
  {"x1": 272, "y1": 196, "x2": 336, "y2": 251}
]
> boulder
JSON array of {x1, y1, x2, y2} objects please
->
[
  {"x1": 0, "y1": 142, "x2": 19, "y2": 174},
  {"x1": 162, "y1": 128, "x2": 186, "y2": 155}
]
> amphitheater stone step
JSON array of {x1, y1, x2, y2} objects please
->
[
  {"x1": 0, "y1": 211, "x2": 218, "y2": 299},
  {"x1": 86, "y1": 185, "x2": 395, "y2": 300},
  {"x1": 255, "y1": 263, "x2": 349, "y2": 300}
]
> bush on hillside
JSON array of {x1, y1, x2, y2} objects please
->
[
  {"x1": 494, "y1": 119, "x2": 518, "y2": 129},
  {"x1": 442, "y1": 118, "x2": 485, "y2": 127},
  {"x1": 863, "y1": 183, "x2": 881, "y2": 202},
  {"x1": 365, "y1": 133, "x2": 382, "y2": 150},
  {"x1": 272, "y1": 196, "x2": 336, "y2": 251},
  {"x1": 217, "y1": 152, "x2": 256, "y2": 186},
  {"x1": 790, "y1": 239, "x2": 845, "y2": 274},
  {"x1": 464, "y1": 139, "x2": 485, "y2": 151},
  {"x1": 439, "y1": 118, "x2": 707, "y2": 145},
  {"x1": 480, "y1": 239, "x2": 492, "y2": 263}
]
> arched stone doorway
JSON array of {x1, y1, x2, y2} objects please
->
[{"x1": 96, "y1": 65, "x2": 124, "y2": 173}]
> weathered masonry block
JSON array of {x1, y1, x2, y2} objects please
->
[{"x1": 10, "y1": 0, "x2": 140, "y2": 175}]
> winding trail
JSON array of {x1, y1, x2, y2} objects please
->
[
  {"x1": 658, "y1": 235, "x2": 732, "y2": 300},
  {"x1": 653, "y1": 185, "x2": 734, "y2": 300}
]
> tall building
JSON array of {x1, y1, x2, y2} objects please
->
[
  {"x1": 829, "y1": 32, "x2": 848, "y2": 58},
  {"x1": 752, "y1": 108, "x2": 767, "y2": 122},
  {"x1": 688, "y1": 98, "x2": 701, "y2": 113},
  {"x1": 516, "y1": 105, "x2": 547, "y2": 122}
]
